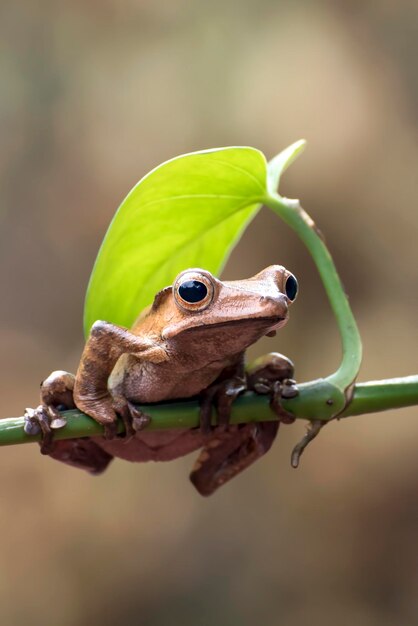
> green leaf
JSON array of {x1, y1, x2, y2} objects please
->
[
  {"x1": 267, "y1": 139, "x2": 306, "y2": 195},
  {"x1": 83, "y1": 147, "x2": 267, "y2": 336}
]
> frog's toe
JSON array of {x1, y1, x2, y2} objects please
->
[
  {"x1": 127, "y1": 402, "x2": 151, "y2": 432},
  {"x1": 24, "y1": 407, "x2": 42, "y2": 436},
  {"x1": 50, "y1": 415, "x2": 68, "y2": 430},
  {"x1": 247, "y1": 354, "x2": 299, "y2": 425},
  {"x1": 111, "y1": 401, "x2": 151, "y2": 441},
  {"x1": 199, "y1": 388, "x2": 215, "y2": 435},
  {"x1": 281, "y1": 378, "x2": 299, "y2": 399},
  {"x1": 216, "y1": 379, "x2": 246, "y2": 427},
  {"x1": 24, "y1": 405, "x2": 65, "y2": 454},
  {"x1": 269, "y1": 379, "x2": 298, "y2": 424},
  {"x1": 102, "y1": 421, "x2": 119, "y2": 440}
]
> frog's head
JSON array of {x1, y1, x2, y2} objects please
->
[{"x1": 148, "y1": 266, "x2": 297, "y2": 357}]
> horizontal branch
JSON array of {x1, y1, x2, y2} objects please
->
[{"x1": 1, "y1": 375, "x2": 417, "y2": 447}]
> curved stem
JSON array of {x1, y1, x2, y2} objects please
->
[{"x1": 264, "y1": 193, "x2": 363, "y2": 395}]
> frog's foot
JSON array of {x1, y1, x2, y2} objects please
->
[
  {"x1": 190, "y1": 421, "x2": 279, "y2": 496},
  {"x1": 24, "y1": 404, "x2": 70, "y2": 454},
  {"x1": 114, "y1": 400, "x2": 151, "y2": 441},
  {"x1": 269, "y1": 378, "x2": 299, "y2": 424},
  {"x1": 199, "y1": 377, "x2": 246, "y2": 435},
  {"x1": 24, "y1": 370, "x2": 76, "y2": 454},
  {"x1": 74, "y1": 393, "x2": 121, "y2": 440},
  {"x1": 247, "y1": 352, "x2": 298, "y2": 425},
  {"x1": 24, "y1": 406, "x2": 53, "y2": 454},
  {"x1": 290, "y1": 419, "x2": 324, "y2": 468}
]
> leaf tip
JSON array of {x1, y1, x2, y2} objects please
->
[{"x1": 267, "y1": 139, "x2": 307, "y2": 195}]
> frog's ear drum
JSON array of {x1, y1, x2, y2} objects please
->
[
  {"x1": 284, "y1": 274, "x2": 298, "y2": 302},
  {"x1": 173, "y1": 270, "x2": 215, "y2": 312}
]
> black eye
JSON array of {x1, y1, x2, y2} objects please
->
[
  {"x1": 285, "y1": 275, "x2": 298, "y2": 301},
  {"x1": 178, "y1": 280, "x2": 208, "y2": 303},
  {"x1": 173, "y1": 270, "x2": 215, "y2": 311}
]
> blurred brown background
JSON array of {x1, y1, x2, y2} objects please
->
[{"x1": 1, "y1": 1, "x2": 417, "y2": 625}]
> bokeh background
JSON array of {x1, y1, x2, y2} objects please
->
[{"x1": 1, "y1": 1, "x2": 417, "y2": 624}]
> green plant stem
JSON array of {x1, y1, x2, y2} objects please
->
[
  {"x1": 2, "y1": 376, "x2": 417, "y2": 447},
  {"x1": 264, "y1": 193, "x2": 363, "y2": 406},
  {"x1": 341, "y1": 376, "x2": 418, "y2": 417}
]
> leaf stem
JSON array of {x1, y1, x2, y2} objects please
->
[{"x1": 264, "y1": 192, "x2": 363, "y2": 414}]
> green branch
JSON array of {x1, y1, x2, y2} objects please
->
[{"x1": 1, "y1": 376, "x2": 417, "y2": 447}]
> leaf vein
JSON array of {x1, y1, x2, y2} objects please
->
[
  {"x1": 124, "y1": 194, "x2": 261, "y2": 214},
  {"x1": 208, "y1": 158, "x2": 266, "y2": 193}
]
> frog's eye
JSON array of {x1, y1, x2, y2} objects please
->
[
  {"x1": 174, "y1": 271, "x2": 214, "y2": 312},
  {"x1": 285, "y1": 274, "x2": 298, "y2": 301},
  {"x1": 179, "y1": 280, "x2": 207, "y2": 303}
]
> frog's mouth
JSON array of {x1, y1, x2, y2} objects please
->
[
  {"x1": 163, "y1": 315, "x2": 287, "y2": 339},
  {"x1": 185, "y1": 315, "x2": 287, "y2": 332}
]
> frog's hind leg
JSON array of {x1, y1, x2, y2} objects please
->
[
  {"x1": 189, "y1": 421, "x2": 279, "y2": 496},
  {"x1": 48, "y1": 438, "x2": 113, "y2": 474}
]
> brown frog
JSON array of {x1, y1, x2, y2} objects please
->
[{"x1": 24, "y1": 265, "x2": 299, "y2": 496}]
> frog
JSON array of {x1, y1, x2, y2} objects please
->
[{"x1": 24, "y1": 265, "x2": 299, "y2": 496}]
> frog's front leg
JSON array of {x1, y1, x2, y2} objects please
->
[
  {"x1": 24, "y1": 370, "x2": 114, "y2": 472},
  {"x1": 198, "y1": 352, "x2": 297, "y2": 434},
  {"x1": 24, "y1": 370, "x2": 77, "y2": 454},
  {"x1": 247, "y1": 353, "x2": 324, "y2": 467},
  {"x1": 190, "y1": 421, "x2": 279, "y2": 496},
  {"x1": 74, "y1": 321, "x2": 168, "y2": 437},
  {"x1": 25, "y1": 321, "x2": 168, "y2": 450},
  {"x1": 246, "y1": 352, "x2": 298, "y2": 424}
]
